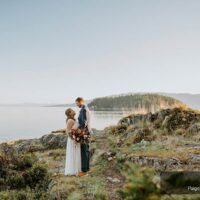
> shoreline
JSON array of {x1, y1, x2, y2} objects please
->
[
  {"x1": 0, "y1": 128, "x2": 66, "y2": 148},
  {"x1": 0, "y1": 128, "x2": 66, "y2": 144}
]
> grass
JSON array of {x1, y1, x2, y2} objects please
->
[
  {"x1": 32, "y1": 140, "x2": 112, "y2": 200},
  {"x1": 1, "y1": 131, "x2": 199, "y2": 200}
]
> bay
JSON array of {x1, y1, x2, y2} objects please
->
[{"x1": 0, "y1": 106, "x2": 129, "y2": 142}]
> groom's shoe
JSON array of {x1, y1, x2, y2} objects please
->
[{"x1": 78, "y1": 172, "x2": 88, "y2": 177}]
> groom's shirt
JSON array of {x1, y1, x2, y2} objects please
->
[{"x1": 78, "y1": 105, "x2": 92, "y2": 133}]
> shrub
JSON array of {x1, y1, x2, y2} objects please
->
[
  {"x1": 26, "y1": 163, "x2": 51, "y2": 189},
  {"x1": 174, "y1": 128, "x2": 185, "y2": 136},
  {"x1": 14, "y1": 154, "x2": 37, "y2": 170},
  {"x1": 187, "y1": 123, "x2": 200, "y2": 135},
  {"x1": 118, "y1": 163, "x2": 160, "y2": 200},
  {"x1": 0, "y1": 188, "x2": 50, "y2": 200},
  {"x1": 105, "y1": 124, "x2": 127, "y2": 135},
  {"x1": 6, "y1": 172, "x2": 26, "y2": 189},
  {"x1": 0, "y1": 145, "x2": 52, "y2": 199}
]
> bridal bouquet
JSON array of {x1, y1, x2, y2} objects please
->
[{"x1": 69, "y1": 128, "x2": 90, "y2": 143}]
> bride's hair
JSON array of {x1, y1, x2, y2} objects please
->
[{"x1": 65, "y1": 108, "x2": 75, "y2": 121}]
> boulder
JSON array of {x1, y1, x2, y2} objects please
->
[
  {"x1": 40, "y1": 133, "x2": 67, "y2": 149},
  {"x1": 14, "y1": 139, "x2": 44, "y2": 153}
]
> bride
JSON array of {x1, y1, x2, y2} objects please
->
[{"x1": 64, "y1": 108, "x2": 81, "y2": 176}]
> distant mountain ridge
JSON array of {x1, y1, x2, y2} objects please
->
[{"x1": 160, "y1": 93, "x2": 200, "y2": 110}]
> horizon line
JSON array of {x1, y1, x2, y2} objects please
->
[{"x1": 0, "y1": 92, "x2": 200, "y2": 105}]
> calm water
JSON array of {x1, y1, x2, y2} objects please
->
[{"x1": 0, "y1": 106, "x2": 129, "y2": 142}]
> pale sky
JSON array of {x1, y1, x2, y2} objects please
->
[{"x1": 0, "y1": 0, "x2": 200, "y2": 104}]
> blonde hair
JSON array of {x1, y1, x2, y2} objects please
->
[{"x1": 65, "y1": 108, "x2": 74, "y2": 121}]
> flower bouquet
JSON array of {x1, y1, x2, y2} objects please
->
[{"x1": 68, "y1": 128, "x2": 90, "y2": 143}]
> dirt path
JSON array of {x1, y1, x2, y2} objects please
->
[{"x1": 93, "y1": 131, "x2": 125, "y2": 200}]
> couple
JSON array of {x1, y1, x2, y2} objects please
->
[{"x1": 64, "y1": 97, "x2": 91, "y2": 177}]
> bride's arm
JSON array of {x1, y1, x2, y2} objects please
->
[{"x1": 66, "y1": 119, "x2": 75, "y2": 136}]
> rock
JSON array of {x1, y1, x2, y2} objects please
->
[
  {"x1": 132, "y1": 128, "x2": 154, "y2": 143},
  {"x1": 14, "y1": 139, "x2": 44, "y2": 153},
  {"x1": 0, "y1": 143, "x2": 16, "y2": 160},
  {"x1": 51, "y1": 129, "x2": 66, "y2": 133},
  {"x1": 106, "y1": 176, "x2": 121, "y2": 183},
  {"x1": 50, "y1": 192, "x2": 59, "y2": 200},
  {"x1": 140, "y1": 139, "x2": 150, "y2": 145},
  {"x1": 102, "y1": 151, "x2": 117, "y2": 161},
  {"x1": 117, "y1": 138, "x2": 123, "y2": 147},
  {"x1": 40, "y1": 133, "x2": 67, "y2": 149},
  {"x1": 191, "y1": 154, "x2": 200, "y2": 161},
  {"x1": 106, "y1": 151, "x2": 116, "y2": 157},
  {"x1": 128, "y1": 156, "x2": 181, "y2": 170},
  {"x1": 108, "y1": 157, "x2": 113, "y2": 161},
  {"x1": 48, "y1": 180, "x2": 56, "y2": 190}
]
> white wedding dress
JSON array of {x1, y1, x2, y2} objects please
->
[{"x1": 64, "y1": 120, "x2": 81, "y2": 175}]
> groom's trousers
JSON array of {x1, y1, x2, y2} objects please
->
[{"x1": 81, "y1": 143, "x2": 90, "y2": 172}]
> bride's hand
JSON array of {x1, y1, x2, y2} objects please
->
[{"x1": 74, "y1": 140, "x2": 77, "y2": 145}]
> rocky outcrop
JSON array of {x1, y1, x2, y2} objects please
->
[
  {"x1": 103, "y1": 107, "x2": 200, "y2": 171},
  {"x1": 1, "y1": 131, "x2": 68, "y2": 154},
  {"x1": 101, "y1": 148, "x2": 184, "y2": 170},
  {"x1": 13, "y1": 139, "x2": 45, "y2": 153},
  {"x1": 40, "y1": 133, "x2": 67, "y2": 149},
  {"x1": 118, "y1": 107, "x2": 200, "y2": 134},
  {"x1": 127, "y1": 156, "x2": 182, "y2": 170},
  {"x1": 0, "y1": 129, "x2": 98, "y2": 154}
]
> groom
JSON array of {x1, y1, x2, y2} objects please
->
[{"x1": 75, "y1": 97, "x2": 92, "y2": 175}]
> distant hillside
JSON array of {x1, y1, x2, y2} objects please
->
[
  {"x1": 88, "y1": 94, "x2": 186, "y2": 113},
  {"x1": 2, "y1": 93, "x2": 199, "y2": 110},
  {"x1": 160, "y1": 93, "x2": 200, "y2": 110}
]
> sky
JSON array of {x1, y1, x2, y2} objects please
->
[{"x1": 0, "y1": 0, "x2": 200, "y2": 104}]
